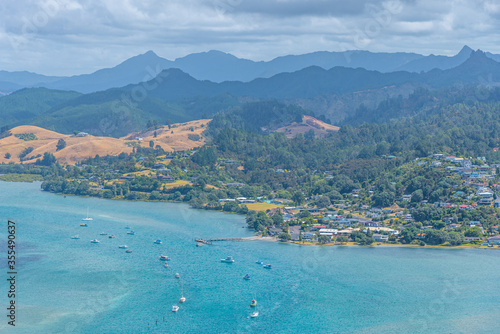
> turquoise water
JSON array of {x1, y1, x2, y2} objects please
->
[{"x1": 1, "y1": 181, "x2": 500, "y2": 334}]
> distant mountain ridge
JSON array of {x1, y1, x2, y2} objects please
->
[
  {"x1": 2, "y1": 50, "x2": 500, "y2": 138},
  {"x1": 2, "y1": 46, "x2": 500, "y2": 93}
]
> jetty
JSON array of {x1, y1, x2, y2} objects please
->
[{"x1": 195, "y1": 236, "x2": 266, "y2": 245}]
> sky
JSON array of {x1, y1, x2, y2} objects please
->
[{"x1": 0, "y1": 0, "x2": 499, "y2": 76}]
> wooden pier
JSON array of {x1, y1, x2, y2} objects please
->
[{"x1": 195, "y1": 237, "x2": 245, "y2": 245}]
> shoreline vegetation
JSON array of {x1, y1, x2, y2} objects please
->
[{"x1": 2, "y1": 178, "x2": 498, "y2": 250}]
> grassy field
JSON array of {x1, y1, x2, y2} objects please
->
[
  {"x1": 162, "y1": 180, "x2": 192, "y2": 190},
  {"x1": 246, "y1": 202, "x2": 283, "y2": 211},
  {"x1": 0, "y1": 173, "x2": 44, "y2": 182}
]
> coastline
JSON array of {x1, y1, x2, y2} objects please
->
[
  {"x1": 284, "y1": 240, "x2": 500, "y2": 250},
  {"x1": 3, "y1": 181, "x2": 498, "y2": 251}
]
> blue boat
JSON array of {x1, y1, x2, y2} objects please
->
[
  {"x1": 243, "y1": 274, "x2": 251, "y2": 280},
  {"x1": 263, "y1": 264, "x2": 272, "y2": 269},
  {"x1": 256, "y1": 260, "x2": 263, "y2": 265},
  {"x1": 154, "y1": 239, "x2": 162, "y2": 244}
]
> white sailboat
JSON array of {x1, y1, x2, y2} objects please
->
[
  {"x1": 250, "y1": 304, "x2": 259, "y2": 318},
  {"x1": 82, "y1": 208, "x2": 93, "y2": 221}
]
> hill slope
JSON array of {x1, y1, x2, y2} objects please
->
[
  {"x1": 0, "y1": 120, "x2": 210, "y2": 164},
  {"x1": 0, "y1": 88, "x2": 82, "y2": 125}
]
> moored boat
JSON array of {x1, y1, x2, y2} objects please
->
[
  {"x1": 80, "y1": 223, "x2": 88, "y2": 227},
  {"x1": 127, "y1": 230, "x2": 135, "y2": 235},
  {"x1": 118, "y1": 245, "x2": 128, "y2": 249},
  {"x1": 263, "y1": 264, "x2": 272, "y2": 269},
  {"x1": 109, "y1": 234, "x2": 115, "y2": 239},
  {"x1": 126, "y1": 250, "x2": 132, "y2": 253},
  {"x1": 250, "y1": 299, "x2": 257, "y2": 307},
  {"x1": 171, "y1": 305, "x2": 179, "y2": 312},
  {"x1": 159, "y1": 255, "x2": 170, "y2": 261},
  {"x1": 243, "y1": 274, "x2": 251, "y2": 280},
  {"x1": 90, "y1": 239, "x2": 100, "y2": 243},
  {"x1": 179, "y1": 296, "x2": 186, "y2": 303},
  {"x1": 82, "y1": 208, "x2": 93, "y2": 221},
  {"x1": 221, "y1": 256, "x2": 234, "y2": 263},
  {"x1": 71, "y1": 235, "x2": 80, "y2": 239},
  {"x1": 256, "y1": 260, "x2": 263, "y2": 265},
  {"x1": 175, "y1": 273, "x2": 180, "y2": 278},
  {"x1": 154, "y1": 239, "x2": 162, "y2": 244}
]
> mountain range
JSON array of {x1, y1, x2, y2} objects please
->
[
  {"x1": 2, "y1": 46, "x2": 500, "y2": 94},
  {"x1": 2, "y1": 49, "x2": 500, "y2": 138}
]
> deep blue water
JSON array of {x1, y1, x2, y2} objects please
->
[{"x1": 1, "y1": 181, "x2": 500, "y2": 334}]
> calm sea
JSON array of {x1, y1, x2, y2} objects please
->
[{"x1": 1, "y1": 181, "x2": 499, "y2": 334}]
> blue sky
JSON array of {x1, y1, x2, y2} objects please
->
[{"x1": 1, "y1": 0, "x2": 499, "y2": 75}]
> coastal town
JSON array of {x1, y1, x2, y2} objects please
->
[{"x1": 14, "y1": 146, "x2": 499, "y2": 249}]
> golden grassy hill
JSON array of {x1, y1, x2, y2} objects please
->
[
  {"x1": 122, "y1": 119, "x2": 210, "y2": 152},
  {"x1": 0, "y1": 119, "x2": 211, "y2": 165},
  {"x1": 274, "y1": 115, "x2": 340, "y2": 138}
]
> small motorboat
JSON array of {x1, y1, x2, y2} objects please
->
[
  {"x1": 118, "y1": 245, "x2": 128, "y2": 249},
  {"x1": 243, "y1": 274, "x2": 251, "y2": 280},
  {"x1": 164, "y1": 263, "x2": 168, "y2": 268},
  {"x1": 108, "y1": 234, "x2": 115, "y2": 239},
  {"x1": 99, "y1": 232, "x2": 108, "y2": 235},
  {"x1": 127, "y1": 230, "x2": 135, "y2": 235},
  {"x1": 171, "y1": 305, "x2": 179, "y2": 312},
  {"x1": 250, "y1": 299, "x2": 257, "y2": 307},
  {"x1": 126, "y1": 250, "x2": 132, "y2": 253},
  {"x1": 125, "y1": 226, "x2": 131, "y2": 229},
  {"x1": 221, "y1": 256, "x2": 234, "y2": 263},
  {"x1": 90, "y1": 239, "x2": 100, "y2": 243},
  {"x1": 154, "y1": 239, "x2": 162, "y2": 244},
  {"x1": 71, "y1": 235, "x2": 80, "y2": 239},
  {"x1": 196, "y1": 242, "x2": 203, "y2": 247},
  {"x1": 80, "y1": 223, "x2": 88, "y2": 227},
  {"x1": 159, "y1": 255, "x2": 170, "y2": 261},
  {"x1": 263, "y1": 264, "x2": 272, "y2": 269},
  {"x1": 256, "y1": 260, "x2": 263, "y2": 265},
  {"x1": 175, "y1": 273, "x2": 180, "y2": 279},
  {"x1": 179, "y1": 296, "x2": 186, "y2": 303}
]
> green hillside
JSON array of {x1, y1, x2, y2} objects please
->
[{"x1": 0, "y1": 87, "x2": 81, "y2": 125}]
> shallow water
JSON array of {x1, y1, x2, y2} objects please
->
[{"x1": 1, "y1": 181, "x2": 499, "y2": 334}]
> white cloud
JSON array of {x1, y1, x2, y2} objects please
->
[{"x1": 0, "y1": 0, "x2": 499, "y2": 75}]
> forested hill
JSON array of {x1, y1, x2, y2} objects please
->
[{"x1": 204, "y1": 90, "x2": 500, "y2": 180}]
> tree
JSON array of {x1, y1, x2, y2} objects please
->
[
  {"x1": 271, "y1": 212, "x2": 284, "y2": 226},
  {"x1": 318, "y1": 235, "x2": 331, "y2": 244},
  {"x1": 56, "y1": 138, "x2": 66, "y2": 151},
  {"x1": 4, "y1": 153, "x2": 11, "y2": 159},
  {"x1": 350, "y1": 231, "x2": 374, "y2": 245},
  {"x1": 278, "y1": 232, "x2": 291, "y2": 241},
  {"x1": 292, "y1": 192, "x2": 305, "y2": 205},
  {"x1": 411, "y1": 189, "x2": 424, "y2": 203},
  {"x1": 154, "y1": 131, "x2": 157, "y2": 138},
  {"x1": 401, "y1": 226, "x2": 418, "y2": 244},
  {"x1": 465, "y1": 226, "x2": 483, "y2": 237},
  {"x1": 425, "y1": 230, "x2": 450, "y2": 245},
  {"x1": 316, "y1": 196, "x2": 331, "y2": 208},
  {"x1": 373, "y1": 191, "x2": 395, "y2": 207},
  {"x1": 192, "y1": 147, "x2": 217, "y2": 166},
  {"x1": 336, "y1": 236, "x2": 348, "y2": 243},
  {"x1": 305, "y1": 129, "x2": 315, "y2": 140},
  {"x1": 36, "y1": 152, "x2": 56, "y2": 166},
  {"x1": 149, "y1": 140, "x2": 154, "y2": 148}
]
